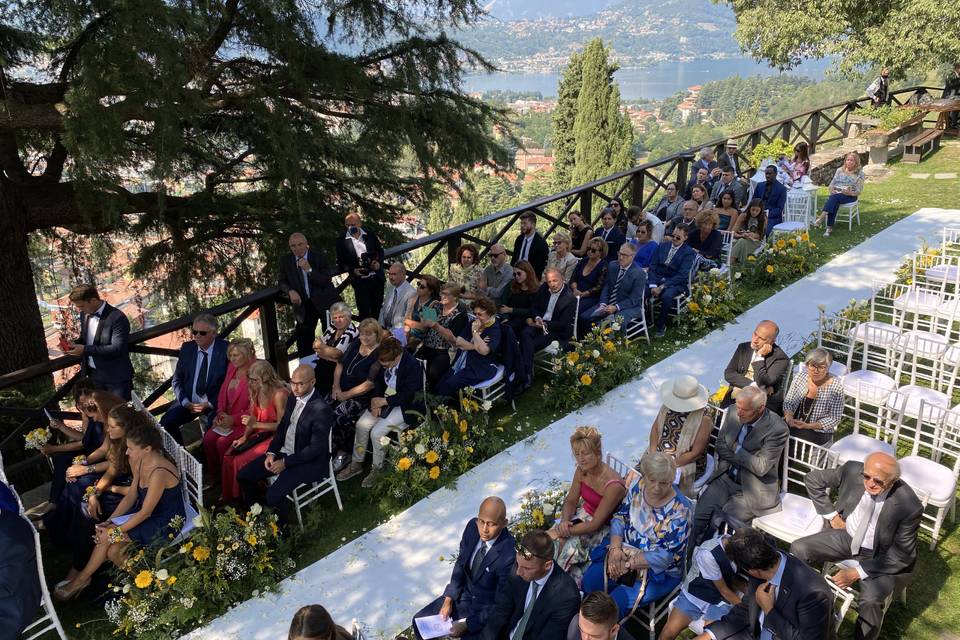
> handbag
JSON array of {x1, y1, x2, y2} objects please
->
[
  {"x1": 228, "y1": 431, "x2": 272, "y2": 455},
  {"x1": 602, "y1": 544, "x2": 649, "y2": 621}
]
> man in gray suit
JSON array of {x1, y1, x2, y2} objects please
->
[
  {"x1": 710, "y1": 167, "x2": 748, "y2": 210},
  {"x1": 693, "y1": 386, "x2": 789, "y2": 544},
  {"x1": 379, "y1": 262, "x2": 416, "y2": 331}
]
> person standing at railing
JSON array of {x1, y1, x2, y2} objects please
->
[
  {"x1": 67, "y1": 284, "x2": 135, "y2": 400},
  {"x1": 281, "y1": 231, "x2": 341, "y2": 358},
  {"x1": 814, "y1": 152, "x2": 865, "y2": 237},
  {"x1": 866, "y1": 68, "x2": 891, "y2": 105},
  {"x1": 512, "y1": 210, "x2": 549, "y2": 279}
]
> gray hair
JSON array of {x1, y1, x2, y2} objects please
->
[
  {"x1": 192, "y1": 312, "x2": 218, "y2": 332},
  {"x1": 737, "y1": 385, "x2": 767, "y2": 410},
  {"x1": 640, "y1": 451, "x2": 676, "y2": 484},
  {"x1": 543, "y1": 267, "x2": 564, "y2": 281},
  {"x1": 805, "y1": 347, "x2": 833, "y2": 369},
  {"x1": 329, "y1": 302, "x2": 352, "y2": 319},
  {"x1": 619, "y1": 242, "x2": 638, "y2": 255},
  {"x1": 700, "y1": 146, "x2": 712, "y2": 156}
]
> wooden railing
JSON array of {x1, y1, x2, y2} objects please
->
[{"x1": 0, "y1": 85, "x2": 942, "y2": 490}]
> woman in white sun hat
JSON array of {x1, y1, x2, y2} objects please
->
[{"x1": 647, "y1": 375, "x2": 715, "y2": 498}]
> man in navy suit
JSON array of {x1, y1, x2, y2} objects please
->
[
  {"x1": 511, "y1": 211, "x2": 549, "y2": 279},
  {"x1": 237, "y1": 364, "x2": 333, "y2": 522},
  {"x1": 412, "y1": 497, "x2": 516, "y2": 639},
  {"x1": 595, "y1": 208, "x2": 625, "y2": 261},
  {"x1": 281, "y1": 231, "x2": 341, "y2": 357},
  {"x1": 753, "y1": 166, "x2": 788, "y2": 233},
  {"x1": 649, "y1": 224, "x2": 697, "y2": 337},
  {"x1": 481, "y1": 529, "x2": 581, "y2": 640},
  {"x1": 518, "y1": 269, "x2": 577, "y2": 383},
  {"x1": 160, "y1": 313, "x2": 229, "y2": 444},
  {"x1": 67, "y1": 285, "x2": 134, "y2": 399},
  {"x1": 590, "y1": 243, "x2": 647, "y2": 333},
  {"x1": 0, "y1": 483, "x2": 41, "y2": 640}
]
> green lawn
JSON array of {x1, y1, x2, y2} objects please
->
[{"x1": 53, "y1": 143, "x2": 960, "y2": 639}]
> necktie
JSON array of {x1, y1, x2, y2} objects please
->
[
  {"x1": 522, "y1": 237, "x2": 532, "y2": 261},
  {"x1": 611, "y1": 267, "x2": 627, "y2": 306},
  {"x1": 471, "y1": 542, "x2": 487, "y2": 577},
  {"x1": 195, "y1": 350, "x2": 209, "y2": 397},
  {"x1": 512, "y1": 581, "x2": 540, "y2": 640},
  {"x1": 850, "y1": 497, "x2": 877, "y2": 554},
  {"x1": 301, "y1": 253, "x2": 311, "y2": 298},
  {"x1": 666, "y1": 245, "x2": 678, "y2": 265},
  {"x1": 728, "y1": 423, "x2": 753, "y2": 482},
  {"x1": 385, "y1": 288, "x2": 399, "y2": 324}
]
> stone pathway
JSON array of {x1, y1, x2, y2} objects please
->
[
  {"x1": 909, "y1": 173, "x2": 930, "y2": 180},
  {"x1": 934, "y1": 173, "x2": 958, "y2": 180}
]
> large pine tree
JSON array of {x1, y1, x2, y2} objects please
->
[{"x1": 0, "y1": 1, "x2": 512, "y2": 381}]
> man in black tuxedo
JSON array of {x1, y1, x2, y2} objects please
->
[
  {"x1": 67, "y1": 284, "x2": 134, "y2": 399},
  {"x1": 722, "y1": 320, "x2": 790, "y2": 415},
  {"x1": 160, "y1": 312, "x2": 229, "y2": 444},
  {"x1": 693, "y1": 386, "x2": 789, "y2": 544},
  {"x1": 0, "y1": 482, "x2": 42, "y2": 639},
  {"x1": 791, "y1": 453, "x2": 923, "y2": 640},
  {"x1": 237, "y1": 364, "x2": 333, "y2": 523},
  {"x1": 481, "y1": 529, "x2": 580, "y2": 640},
  {"x1": 412, "y1": 497, "x2": 516, "y2": 639},
  {"x1": 335, "y1": 213, "x2": 386, "y2": 322},
  {"x1": 518, "y1": 268, "x2": 577, "y2": 383},
  {"x1": 696, "y1": 527, "x2": 833, "y2": 640},
  {"x1": 279, "y1": 232, "x2": 340, "y2": 357},
  {"x1": 511, "y1": 211, "x2": 549, "y2": 279}
]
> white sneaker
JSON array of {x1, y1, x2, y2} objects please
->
[{"x1": 824, "y1": 228, "x2": 832, "y2": 237}]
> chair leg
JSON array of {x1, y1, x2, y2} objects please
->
[{"x1": 929, "y1": 506, "x2": 946, "y2": 551}]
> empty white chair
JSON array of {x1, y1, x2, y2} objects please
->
[
  {"x1": 892, "y1": 330, "x2": 949, "y2": 387},
  {"x1": 831, "y1": 381, "x2": 897, "y2": 464},
  {"x1": 771, "y1": 193, "x2": 810, "y2": 234}
]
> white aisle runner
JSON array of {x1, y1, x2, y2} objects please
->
[{"x1": 187, "y1": 209, "x2": 954, "y2": 640}]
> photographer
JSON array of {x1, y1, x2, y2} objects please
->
[{"x1": 335, "y1": 212, "x2": 386, "y2": 322}]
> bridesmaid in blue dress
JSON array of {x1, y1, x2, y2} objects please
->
[{"x1": 55, "y1": 419, "x2": 186, "y2": 600}]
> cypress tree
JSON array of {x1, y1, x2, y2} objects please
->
[{"x1": 551, "y1": 51, "x2": 582, "y2": 191}]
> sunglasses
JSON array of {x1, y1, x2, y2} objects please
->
[
  {"x1": 191, "y1": 329, "x2": 210, "y2": 336},
  {"x1": 514, "y1": 272, "x2": 524, "y2": 278},
  {"x1": 515, "y1": 540, "x2": 553, "y2": 561},
  {"x1": 490, "y1": 252, "x2": 505, "y2": 258},
  {"x1": 588, "y1": 248, "x2": 600, "y2": 254},
  {"x1": 862, "y1": 473, "x2": 888, "y2": 488}
]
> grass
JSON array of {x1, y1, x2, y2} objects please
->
[{"x1": 51, "y1": 143, "x2": 960, "y2": 639}]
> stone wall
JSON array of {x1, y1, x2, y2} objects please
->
[{"x1": 809, "y1": 147, "x2": 868, "y2": 185}]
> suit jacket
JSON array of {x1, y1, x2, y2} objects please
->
[
  {"x1": 595, "y1": 226, "x2": 626, "y2": 260},
  {"x1": 686, "y1": 228, "x2": 724, "y2": 260},
  {"x1": 267, "y1": 391, "x2": 333, "y2": 475},
  {"x1": 651, "y1": 242, "x2": 697, "y2": 290},
  {"x1": 718, "y1": 151, "x2": 745, "y2": 177},
  {"x1": 278, "y1": 249, "x2": 340, "y2": 321},
  {"x1": 170, "y1": 338, "x2": 229, "y2": 412},
  {"x1": 805, "y1": 461, "x2": 923, "y2": 576},
  {"x1": 723, "y1": 341, "x2": 791, "y2": 413},
  {"x1": 512, "y1": 232, "x2": 549, "y2": 278},
  {"x1": 753, "y1": 180, "x2": 788, "y2": 221},
  {"x1": 481, "y1": 565, "x2": 581, "y2": 640},
  {"x1": 707, "y1": 554, "x2": 833, "y2": 640},
  {"x1": 372, "y1": 350, "x2": 425, "y2": 425},
  {"x1": 335, "y1": 227, "x2": 385, "y2": 273},
  {"x1": 0, "y1": 510, "x2": 42, "y2": 640},
  {"x1": 710, "y1": 408, "x2": 789, "y2": 516},
  {"x1": 379, "y1": 280, "x2": 417, "y2": 329},
  {"x1": 598, "y1": 264, "x2": 647, "y2": 316},
  {"x1": 531, "y1": 284, "x2": 577, "y2": 341},
  {"x1": 711, "y1": 178, "x2": 749, "y2": 209},
  {"x1": 78, "y1": 302, "x2": 134, "y2": 385},
  {"x1": 685, "y1": 176, "x2": 715, "y2": 200},
  {"x1": 443, "y1": 521, "x2": 517, "y2": 633}
]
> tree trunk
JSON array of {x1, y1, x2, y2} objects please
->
[{"x1": 0, "y1": 179, "x2": 53, "y2": 391}]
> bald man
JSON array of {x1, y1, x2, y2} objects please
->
[
  {"x1": 335, "y1": 212, "x2": 386, "y2": 322},
  {"x1": 279, "y1": 231, "x2": 340, "y2": 357},
  {"x1": 791, "y1": 453, "x2": 923, "y2": 640},
  {"x1": 721, "y1": 320, "x2": 789, "y2": 414},
  {"x1": 412, "y1": 497, "x2": 516, "y2": 639},
  {"x1": 237, "y1": 365, "x2": 335, "y2": 523}
]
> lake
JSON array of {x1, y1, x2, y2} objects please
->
[{"x1": 464, "y1": 57, "x2": 835, "y2": 100}]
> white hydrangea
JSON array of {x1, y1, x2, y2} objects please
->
[
  {"x1": 592, "y1": 350, "x2": 600, "y2": 358},
  {"x1": 379, "y1": 435, "x2": 392, "y2": 446},
  {"x1": 702, "y1": 294, "x2": 712, "y2": 303},
  {"x1": 414, "y1": 443, "x2": 427, "y2": 455},
  {"x1": 155, "y1": 569, "x2": 169, "y2": 581},
  {"x1": 250, "y1": 503, "x2": 263, "y2": 516}
]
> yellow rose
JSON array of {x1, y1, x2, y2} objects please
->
[
  {"x1": 602, "y1": 327, "x2": 613, "y2": 336},
  {"x1": 776, "y1": 239, "x2": 786, "y2": 249},
  {"x1": 429, "y1": 466, "x2": 441, "y2": 480},
  {"x1": 580, "y1": 374, "x2": 592, "y2": 386},
  {"x1": 134, "y1": 570, "x2": 153, "y2": 589},
  {"x1": 442, "y1": 431, "x2": 450, "y2": 443},
  {"x1": 688, "y1": 301, "x2": 701, "y2": 313},
  {"x1": 801, "y1": 233, "x2": 810, "y2": 241},
  {"x1": 425, "y1": 450, "x2": 439, "y2": 464},
  {"x1": 459, "y1": 420, "x2": 468, "y2": 434},
  {"x1": 247, "y1": 534, "x2": 258, "y2": 546},
  {"x1": 269, "y1": 521, "x2": 279, "y2": 537},
  {"x1": 766, "y1": 265, "x2": 775, "y2": 274},
  {"x1": 397, "y1": 457, "x2": 413, "y2": 472},
  {"x1": 566, "y1": 351, "x2": 580, "y2": 365},
  {"x1": 747, "y1": 255, "x2": 756, "y2": 262},
  {"x1": 166, "y1": 576, "x2": 177, "y2": 586},
  {"x1": 603, "y1": 340, "x2": 615, "y2": 352},
  {"x1": 192, "y1": 546, "x2": 210, "y2": 562}
]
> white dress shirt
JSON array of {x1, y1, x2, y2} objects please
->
[
  {"x1": 84, "y1": 302, "x2": 107, "y2": 368},
  {"x1": 520, "y1": 233, "x2": 534, "y2": 262},
  {"x1": 829, "y1": 489, "x2": 889, "y2": 578},
  {"x1": 542, "y1": 290, "x2": 562, "y2": 322},
  {"x1": 281, "y1": 389, "x2": 314, "y2": 456},
  {"x1": 186, "y1": 345, "x2": 212, "y2": 405}
]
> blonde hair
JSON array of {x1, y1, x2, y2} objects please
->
[
  {"x1": 553, "y1": 232, "x2": 571, "y2": 248},
  {"x1": 358, "y1": 317, "x2": 383, "y2": 341},
  {"x1": 228, "y1": 337, "x2": 256, "y2": 362},
  {"x1": 640, "y1": 451, "x2": 676, "y2": 484},
  {"x1": 695, "y1": 209, "x2": 719, "y2": 228},
  {"x1": 570, "y1": 426, "x2": 602, "y2": 457},
  {"x1": 844, "y1": 152, "x2": 862, "y2": 173},
  {"x1": 248, "y1": 360, "x2": 284, "y2": 405}
]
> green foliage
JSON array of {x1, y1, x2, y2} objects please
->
[
  {"x1": 855, "y1": 104, "x2": 924, "y2": 132},
  {"x1": 686, "y1": 269, "x2": 746, "y2": 332},
  {"x1": 551, "y1": 51, "x2": 583, "y2": 191},
  {"x1": 748, "y1": 140, "x2": 795, "y2": 169}
]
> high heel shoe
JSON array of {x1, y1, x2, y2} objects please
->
[{"x1": 54, "y1": 576, "x2": 91, "y2": 601}]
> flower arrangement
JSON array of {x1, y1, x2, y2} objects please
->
[
  {"x1": 709, "y1": 384, "x2": 729, "y2": 405},
  {"x1": 542, "y1": 321, "x2": 641, "y2": 412},
  {"x1": 894, "y1": 241, "x2": 940, "y2": 285},
  {"x1": 24, "y1": 427, "x2": 50, "y2": 451},
  {"x1": 742, "y1": 231, "x2": 818, "y2": 286},
  {"x1": 508, "y1": 480, "x2": 569, "y2": 539},
  {"x1": 686, "y1": 269, "x2": 746, "y2": 332},
  {"x1": 106, "y1": 505, "x2": 290, "y2": 638}
]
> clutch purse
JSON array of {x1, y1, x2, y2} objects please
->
[{"x1": 228, "y1": 431, "x2": 272, "y2": 455}]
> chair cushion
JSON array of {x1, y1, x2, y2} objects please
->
[
  {"x1": 935, "y1": 298, "x2": 960, "y2": 320},
  {"x1": 899, "y1": 455, "x2": 957, "y2": 503},
  {"x1": 829, "y1": 434, "x2": 895, "y2": 464},
  {"x1": 894, "y1": 289, "x2": 943, "y2": 314},
  {"x1": 472, "y1": 365, "x2": 505, "y2": 390},
  {"x1": 772, "y1": 221, "x2": 806, "y2": 234},
  {"x1": 895, "y1": 330, "x2": 949, "y2": 358},
  {"x1": 753, "y1": 494, "x2": 824, "y2": 543},
  {"x1": 842, "y1": 370, "x2": 896, "y2": 401},
  {"x1": 887, "y1": 385, "x2": 949, "y2": 419},
  {"x1": 847, "y1": 321, "x2": 900, "y2": 346},
  {"x1": 926, "y1": 264, "x2": 960, "y2": 284}
]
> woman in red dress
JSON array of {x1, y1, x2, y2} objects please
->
[
  {"x1": 220, "y1": 360, "x2": 289, "y2": 503},
  {"x1": 201, "y1": 338, "x2": 255, "y2": 478}
]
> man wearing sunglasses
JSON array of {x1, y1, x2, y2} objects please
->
[
  {"x1": 481, "y1": 530, "x2": 580, "y2": 640},
  {"x1": 790, "y1": 452, "x2": 922, "y2": 640},
  {"x1": 161, "y1": 313, "x2": 229, "y2": 444},
  {"x1": 479, "y1": 244, "x2": 512, "y2": 300}
]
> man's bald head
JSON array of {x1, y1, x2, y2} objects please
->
[
  {"x1": 476, "y1": 496, "x2": 507, "y2": 542},
  {"x1": 288, "y1": 232, "x2": 309, "y2": 257},
  {"x1": 290, "y1": 364, "x2": 316, "y2": 398},
  {"x1": 751, "y1": 320, "x2": 779, "y2": 352},
  {"x1": 863, "y1": 452, "x2": 899, "y2": 496}
]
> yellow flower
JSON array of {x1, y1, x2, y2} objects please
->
[
  {"x1": 134, "y1": 570, "x2": 153, "y2": 589},
  {"x1": 532, "y1": 508, "x2": 544, "y2": 526},
  {"x1": 166, "y1": 576, "x2": 177, "y2": 586},
  {"x1": 688, "y1": 301, "x2": 701, "y2": 313},
  {"x1": 810, "y1": 242, "x2": 817, "y2": 248},
  {"x1": 788, "y1": 238, "x2": 797, "y2": 247},
  {"x1": 465, "y1": 446, "x2": 474, "y2": 454},
  {"x1": 747, "y1": 255, "x2": 756, "y2": 262},
  {"x1": 580, "y1": 374, "x2": 592, "y2": 386},
  {"x1": 459, "y1": 420, "x2": 468, "y2": 434},
  {"x1": 766, "y1": 265, "x2": 775, "y2": 274},
  {"x1": 270, "y1": 521, "x2": 279, "y2": 537},
  {"x1": 776, "y1": 239, "x2": 786, "y2": 249},
  {"x1": 247, "y1": 534, "x2": 258, "y2": 546},
  {"x1": 192, "y1": 546, "x2": 210, "y2": 562},
  {"x1": 442, "y1": 431, "x2": 450, "y2": 443},
  {"x1": 425, "y1": 450, "x2": 439, "y2": 464},
  {"x1": 397, "y1": 457, "x2": 413, "y2": 472},
  {"x1": 429, "y1": 466, "x2": 441, "y2": 480},
  {"x1": 603, "y1": 340, "x2": 615, "y2": 352},
  {"x1": 801, "y1": 233, "x2": 810, "y2": 242},
  {"x1": 602, "y1": 327, "x2": 613, "y2": 336},
  {"x1": 566, "y1": 351, "x2": 580, "y2": 365}
]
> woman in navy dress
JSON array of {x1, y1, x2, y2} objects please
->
[
  {"x1": 572, "y1": 237, "x2": 610, "y2": 335},
  {"x1": 434, "y1": 296, "x2": 502, "y2": 398},
  {"x1": 55, "y1": 419, "x2": 185, "y2": 600}
]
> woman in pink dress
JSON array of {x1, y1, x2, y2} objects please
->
[
  {"x1": 201, "y1": 338, "x2": 255, "y2": 478},
  {"x1": 220, "y1": 360, "x2": 289, "y2": 503}
]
